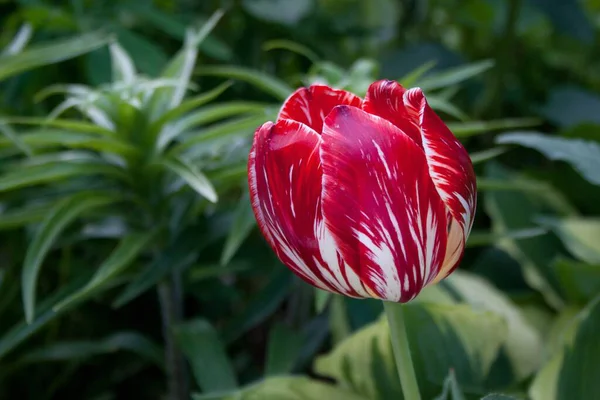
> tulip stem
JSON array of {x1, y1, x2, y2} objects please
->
[{"x1": 383, "y1": 301, "x2": 421, "y2": 400}]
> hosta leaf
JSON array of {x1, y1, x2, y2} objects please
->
[
  {"x1": 315, "y1": 302, "x2": 507, "y2": 400},
  {"x1": 496, "y1": 132, "x2": 600, "y2": 186},
  {"x1": 196, "y1": 66, "x2": 293, "y2": 100},
  {"x1": 416, "y1": 60, "x2": 494, "y2": 91},
  {"x1": 53, "y1": 230, "x2": 158, "y2": 311},
  {"x1": 174, "y1": 319, "x2": 238, "y2": 392},
  {"x1": 419, "y1": 271, "x2": 543, "y2": 382},
  {"x1": 536, "y1": 217, "x2": 600, "y2": 264},
  {"x1": 0, "y1": 31, "x2": 111, "y2": 82},
  {"x1": 220, "y1": 192, "x2": 256, "y2": 265},
  {"x1": 22, "y1": 192, "x2": 121, "y2": 323},
  {"x1": 553, "y1": 258, "x2": 600, "y2": 304},
  {"x1": 162, "y1": 156, "x2": 218, "y2": 203}
]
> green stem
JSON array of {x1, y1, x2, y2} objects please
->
[{"x1": 383, "y1": 301, "x2": 421, "y2": 400}]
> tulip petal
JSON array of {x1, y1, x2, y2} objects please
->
[
  {"x1": 321, "y1": 105, "x2": 448, "y2": 302},
  {"x1": 363, "y1": 80, "x2": 422, "y2": 146},
  {"x1": 248, "y1": 119, "x2": 369, "y2": 297},
  {"x1": 402, "y1": 88, "x2": 477, "y2": 283},
  {"x1": 364, "y1": 80, "x2": 477, "y2": 283},
  {"x1": 278, "y1": 85, "x2": 362, "y2": 133}
]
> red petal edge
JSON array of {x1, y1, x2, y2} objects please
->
[
  {"x1": 278, "y1": 85, "x2": 362, "y2": 134},
  {"x1": 320, "y1": 105, "x2": 448, "y2": 302},
  {"x1": 248, "y1": 119, "x2": 369, "y2": 297}
]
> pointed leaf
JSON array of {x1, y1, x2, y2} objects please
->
[
  {"x1": 416, "y1": 60, "x2": 494, "y2": 91},
  {"x1": 0, "y1": 117, "x2": 117, "y2": 136},
  {"x1": 22, "y1": 192, "x2": 121, "y2": 323},
  {"x1": 196, "y1": 66, "x2": 293, "y2": 100},
  {"x1": 496, "y1": 132, "x2": 600, "y2": 186},
  {"x1": 174, "y1": 319, "x2": 238, "y2": 392},
  {"x1": 53, "y1": 230, "x2": 157, "y2": 311},
  {"x1": 162, "y1": 156, "x2": 218, "y2": 203},
  {"x1": 0, "y1": 31, "x2": 111, "y2": 82},
  {"x1": 220, "y1": 193, "x2": 256, "y2": 265},
  {"x1": 537, "y1": 217, "x2": 600, "y2": 264},
  {"x1": 0, "y1": 121, "x2": 32, "y2": 156},
  {"x1": 109, "y1": 42, "x2": 136, "y2": 84},
  {"x1": 448, "y1": 119, "x2": 541, "y2": 138}
]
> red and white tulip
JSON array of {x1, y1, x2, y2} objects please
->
[{"x1": 247, "y1": 80, "x2": 476, "y2": 302}]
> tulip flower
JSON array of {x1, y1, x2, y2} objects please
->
[{"x1": 248, "y1": 80, "x2": 476, "y2": 303}]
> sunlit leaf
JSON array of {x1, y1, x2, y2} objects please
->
[
  {"x1": 109, "y1": 42, "x2": 136, "y2": 84},
  {"x1": 196, "y1": 66, "x2": 293, "y2": 100},
  {"x1": 263, "y1": 40, "x2": 319, "y2": 63},
  {"x1": 162, "y1": 156, "x2": 218, "y2": 203},
  {"x1": 21, "y1": 192, "x2": 121, "y2": 323},
  {"x1": 416, "y1": 60, "x2": 494, "y2": 91}
]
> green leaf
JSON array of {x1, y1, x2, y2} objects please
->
[
  {"x1": 557, "y1": 296, "x2": 600, "y2": 399},
  {"x1": 553, "y1": 258, "x2": 600, "y2": 304},
  {"x1": 192, "y1": 376, "x2": 368, "y2": 400},
  {"x1": 426, "y1": 96, "x2": 468, "y2": 121},
  {"x1": 151, "y1": 81, "x2": 232, "y2": 131},
  {"x1": 470, "y1": 148, "x2": 507, "y2": 164},
  {"x1": 0, "y1": 161, "x2": 125, "y2": 192},
  {"x1": 0, "y1": 31, "x2": 111, "y2": 82},
  {"x1": 196, "y1": 66, "x2": 293, "y2": 100},
  {"x1": 398, "y1": 60, "x2": 437, "y2": 87},
  {"x1": 53, "y1": 230, "x2": 157, "y2": 312},
  {"x1": 0, "y1": 203, "x2": 54, "y2": 231},
  {"x1": 109, "y1": 42, "x2": 136, "y2": 84},
  {"x1": 315, "y1": 302, "x2": 508, "y2": 400},
  {"x1": 162, "y1": 156, "x2": 218, "y2": 203},
  {"x1": 265, "y1": 323, "x2": 304, "y2": 376},
  {"x1": 480, "y1": 395, "x2": 521, "y2": 400},
  {"x1": 221, "y1": 193, "x2": 256, "y2": 265},
  {"x1": 242, "y1": 0, "x2": 313, "y2": 25},
  {"x1": 21, "y1": 192, "x2": 121, "y2": 323},
  {"x1": 0, "y1": 121, "x2": 32, "y2": 157},
  {"x1": 16, "y1": 331, "x2": 163, "y2": 367},
  {"x1": 2, "y1": 23, "x2": 33, "y2": 56},
  {"x1": 466, "y1": 227, "x2": 548, "y2": 247},
  {"x1": 434, "y1": 370, "x2": 466, "y2": 400},
  {"x1": 419, "y1": 271, "x2": 543, "y2": 382},
  {"x1": 448, "y1": 119, "x2": 541, "y2": 138},
  {"x1": 537, "y1": 217, "x2": 600, "y2": 264},
  {"x1": 0, "y1": 117, "x2": 117, "y2": 136},
  {"x1": 262, "y1": 40, "x2": 320, "y2": 63},
  {"x1": 483, "y1": 162, "x2": 566, "y2": 309},
  {"x1": 416, "y1": 60, "x2": 494, "y2": 91},
  {"x1": 496, "y1": 132, "x2": 600, "y2": 186},
  {"x1": 174, "y1": 319, "x2": 238, "y2": 392}
]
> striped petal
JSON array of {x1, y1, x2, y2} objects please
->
[
  {"x1": 278, "y1": 85, "x2": 363, "y2": 133},
  {"x1": 248, "y1": 119, "x2": 369, "y2": 297},
  {"x1": 364, "y1": 80, "x2": 477, "y2": 283},
  {"x1": 320, "y1": 105, "x2": 448, "y2": 302}
]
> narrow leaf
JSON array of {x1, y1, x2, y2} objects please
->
[
  {"x1": 220, "y1": 193, "x2": 256, "y2": 265},
  {"x1": 196, "y1": 66, "x2": 293, "y2": 100},
  {"x1": 110, "y1": 42, "x2": 136, "y2": 84},
  {"x1": 162, "y1": 157, "x2": 218, "y2": 203},
  {"x1": 417, "y1": 60, "x2": 494, "y2": 91},
  {"x1": 22, "y1": 192, "x2": 120, "y2": 323},
  {"x1": 0, "y1": 121, "x2": 32, "y2": 156},
  {"x1": 449, "y1": 118, "x2": 541, "y2": 138}
]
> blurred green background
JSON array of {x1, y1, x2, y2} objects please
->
[{"x1": 1, "y1": 0, "x2": 600, "y2": 399}]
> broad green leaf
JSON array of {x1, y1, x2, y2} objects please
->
[
  {"x1": 0, "y1": 161, "x2": 125, "y2": 192},
  {"x1": 416, "y1": 60, "x2": 494, "y2": 91},
  {"x1": 53, "y1": 230, "x2": 157, "y2": 311},
  {"x1": 196, "y1": 66, "x2": 293, "y2": 100},
  {"x1": 539, "y1": 86, "x2": 600, "y2": 128},
  {"x1": 419, "y1": 271, "x2": 543, "y2": 381},
  {"x1": 536, "y1": 217, "x2": 600, "y2": 264},
  {"x1": 557, "y1": 296, "x2": 600, "y2": 399},
  {"x1": 16, "y1": 331, "x2": 163, "y2": 367},
  {"x1": 174, "y1": 319, "x2": 238, "y2": 392},
  {"x1": 496, "y1": 132, "x2": 600, "y2": 186},
  {"x1": 483, "y1": 163, "x2": 566, "y2": 309},
  {"x1": 22, "y1": 192, "x2": 121, "y2": 323},
  {"x1": 151, "y1": 81, "x2": 232, "y2": 132},
  {"x1": 109, "y1": 42, "x2": 136, "y2": 84},
  {"x1": 315, "y1": 302, "x2": 507, "y2": 400},
  {"x1": 221, "y1": 193, "x2": 256, "y2": 265},
  {"x1": 0, "y1": 31, "x2": 111, "y2": 82},
  {"x1": 449, "y1": 118, "x2": 541, "y2": 138},
  {"x1": 162, "y1": 156, "x2": 218, "y2": 203},
  {"x1": 192, "y1": 377, "x2": 368, "y2": 400},
  {"x1": 553, "y1": 258, "x2": 600, "y2": 304},
  {"x1": 265, "y1": 323, "x2": 304, "y2": 376}
]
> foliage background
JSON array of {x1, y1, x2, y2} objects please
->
[{"x1": 1, "y1": 0, "x2": 600, "y2": 399}]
